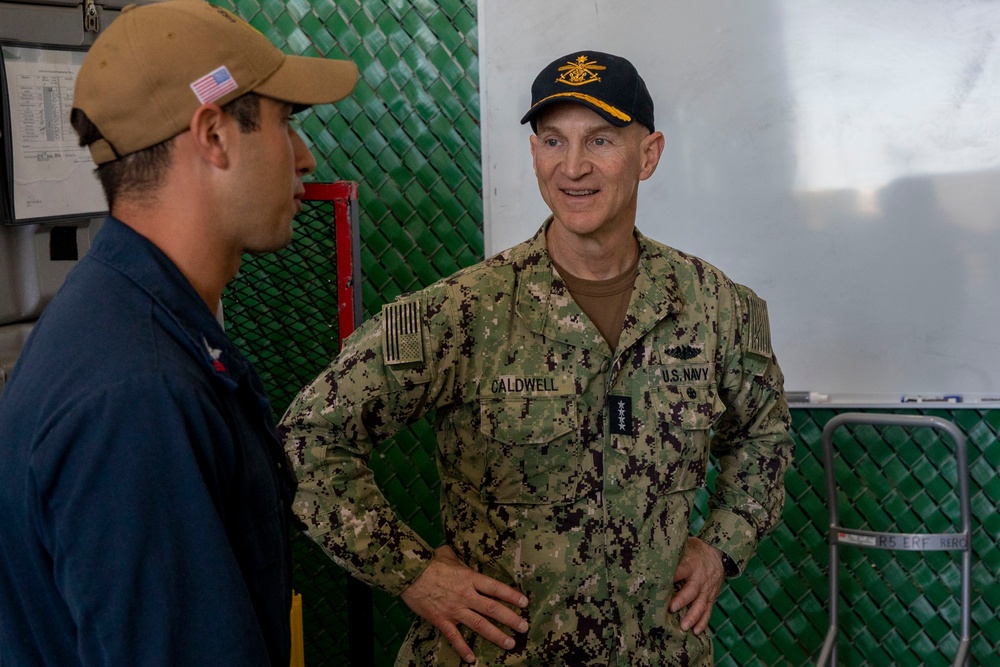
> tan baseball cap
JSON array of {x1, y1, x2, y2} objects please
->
[{"x1": 73, "y1": 0, "x2": 359, "y2": 164}]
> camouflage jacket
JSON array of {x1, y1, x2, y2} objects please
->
[{"x1": 281, "y1": 221, "x2": 793, "y2": 666}]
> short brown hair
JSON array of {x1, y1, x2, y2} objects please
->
[{"x1": 71, "y1": 93, "x2": 262, "y2": 209}]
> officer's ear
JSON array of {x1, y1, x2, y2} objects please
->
[
  {"x1": 529, "y1": 133, "x2": 539, "y2": 174},
  {"x1": 639, "y1": 130, "x2": 664, "y2": 181}
]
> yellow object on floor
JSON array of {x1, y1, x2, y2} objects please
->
[{"x1": 290, "y1": 591, "x2": 304, "y2": 667}]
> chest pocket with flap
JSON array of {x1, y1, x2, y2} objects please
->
[{"x1": 478, "y1": 395, "x2": 581, "y2": 505}]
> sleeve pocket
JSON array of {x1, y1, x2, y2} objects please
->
[{"x1": 647, "y1": 384, "x2": 723, "y2": 494}]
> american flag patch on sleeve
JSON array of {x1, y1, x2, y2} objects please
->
[
  {"x1": 743, "y1": 291, "x2": 773, "y2": 359},
  {"x1": 383, "y1": 299, "x2": 424, "y2": 365},
  {"x1": 190, "y1": 66, "x2": 239, "y2": 104}
]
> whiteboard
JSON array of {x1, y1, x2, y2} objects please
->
[{"x1": 479, "y1": 0, "x2": 1000, "y2": 405}]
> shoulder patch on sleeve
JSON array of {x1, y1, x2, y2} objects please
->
[
  {"x1": 736, "y1": 284, "x2": 773, "y2": 360},
  {"x1": 382, "y1": 298, "x2": 424, "y2": 365}
]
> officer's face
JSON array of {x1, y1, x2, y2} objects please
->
[{"x1": 530, "y1": 103, "x2": 662, "y2": 242}]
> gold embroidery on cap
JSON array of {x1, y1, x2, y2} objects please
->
[
  {"x1": 532, "y1": 92, "x2": 631, "y2": 123},
  {"x1": 556, "y1": 55, "x2": 605, "y2": 86}
]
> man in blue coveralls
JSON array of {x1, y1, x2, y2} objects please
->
[{"x1": 0, "y1": 2, "x2": 356, "y2": 665}]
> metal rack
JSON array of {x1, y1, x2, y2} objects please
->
[{"x1": 817, "y1": 413, "x2": 972, "y2": 666}]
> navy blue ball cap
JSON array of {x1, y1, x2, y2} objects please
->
[{"x1": 520, "y1": 51, "x2": 654, "y2": 133}]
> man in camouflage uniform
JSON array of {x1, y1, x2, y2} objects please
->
[{"x1": 281, "y1": 51, "x2": 792, "y2": 666}]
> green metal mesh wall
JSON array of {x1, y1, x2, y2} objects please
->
[
  {"x1": 214, "y1": 1, "x2": 1000, "y2": 665},
  {"x1": 216, "y1": 0, "x2": 479, "y2": 663}
]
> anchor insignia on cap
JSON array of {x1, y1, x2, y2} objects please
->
[{"x1": 557, "y1": 55, "x2": 605, "y2": 86}]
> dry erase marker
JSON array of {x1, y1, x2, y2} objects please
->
[
  {"x1": 787, "y1": 391, "x2": 829, "y2": 403},
  {"x1": 900, "y1": 395, "x2": 962, "y2": 403}
]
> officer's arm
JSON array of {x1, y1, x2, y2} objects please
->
[
  {"x1": 280, "y1": 305, "x2": 438, "y2": 593},
  {"x1": 281, "y1": 294, "x2": 529, "y2": 661},
  {"x1": 698, "y1": 283, "x2": 794, "y2": 575}
]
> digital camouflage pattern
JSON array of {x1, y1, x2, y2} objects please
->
[{"x1": 281, "y1": 220, "x2": 793, "y2": 666}]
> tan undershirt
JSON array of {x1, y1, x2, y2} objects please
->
[{"x1": 551, "y1": 252, "x2": 640, "y2": 351}]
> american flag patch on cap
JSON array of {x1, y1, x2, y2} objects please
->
[{"x1": 190, "y1": 66, "x2": 239, "y2": 104}]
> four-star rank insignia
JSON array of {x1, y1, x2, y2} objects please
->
[
  {"x1": 556, "y1": 55, "x2": 605, "y2": 86},
  {"x1": 608, "y1": 394, "x2": 633, "y2": 436}
]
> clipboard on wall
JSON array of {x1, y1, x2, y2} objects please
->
[{"x1": 0, "y1": 40, "x2": 106, "y2": 225}]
